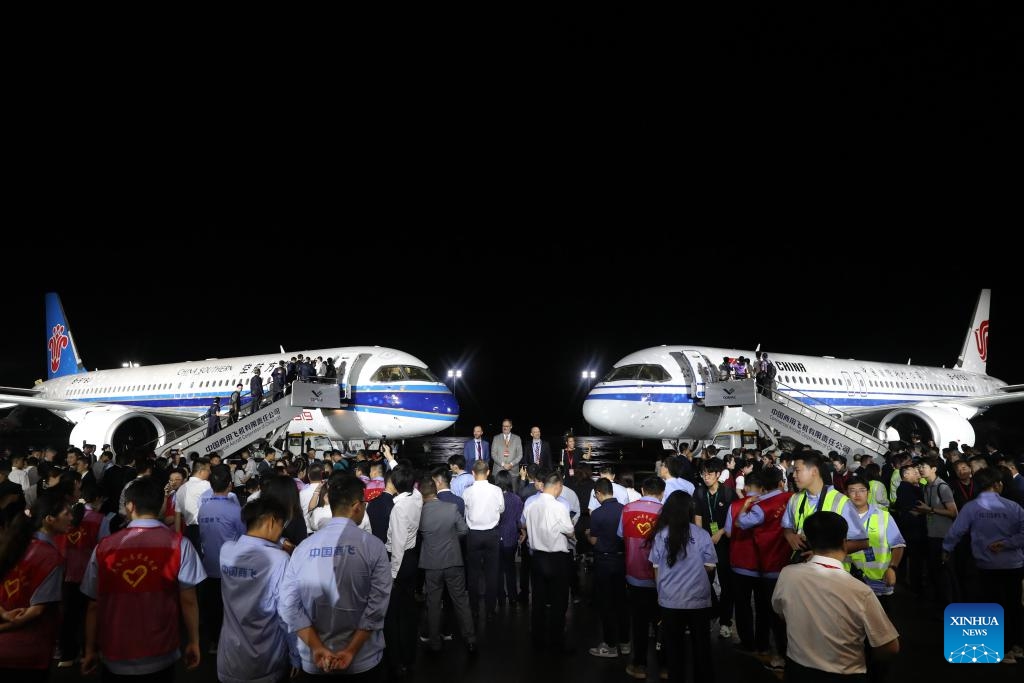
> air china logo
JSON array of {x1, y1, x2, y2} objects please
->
[
  {"x1": 944, "y1": 603, "x2": 1004, "y2": 663},
  {"x1": 974, "y1": 320, "x2": 989, "y2": 361},
  {"x1": 48, "y1": 324, "x2": 69, "y2": 373}
]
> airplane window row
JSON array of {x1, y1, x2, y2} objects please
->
[
  {"x1": 601, "y1": 364, "x2": 672, "y2": 382},
  {"x1": 66, "y1": 378, "x2": 251, "y2": 397},
  {"x1": 781, "y1": 375, "x2": 976, "y2": 394}
]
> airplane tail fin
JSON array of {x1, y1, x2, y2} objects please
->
[
  {"x1": 956, "y1": 289, "x2": 990, "y2": 375},
  {"x1": 45, "y1": 293, "x2": 84, "y2": 380}
]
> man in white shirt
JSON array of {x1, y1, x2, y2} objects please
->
[
  {"x1": 383, "y1": 465, "x2": 422, "y2": 677},
  {"x1": 772, "y1": 511, "x2": 899, "y2": 680},
  {"x1": 462, "y1": 460, "x2": 505, "y2": 619},
  {"x1": 586, "y1": 465, "x2": 630, "y2": 511},
  {"x1": 7, "y1": 453, "x2": 30, "y2": 492},
  {"x1": 176, "y1": 457, "x2": 213, "y2": 552},
  {"x1": 524, "y1": 472, "x2": 576, "y2": 652}
]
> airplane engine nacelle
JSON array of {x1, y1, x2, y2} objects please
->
[
  {"x1": 878, "y1": 405, "x2": 975, "y2": 449},
  {"x1": 69, "y1": 411, "x2": 164, "y2": 455}
]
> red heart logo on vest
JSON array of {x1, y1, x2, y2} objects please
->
[
  {"x1": 66, "y1": 530, "x2": 83, "y2": 545},
  {"x1": 122, "y1": 565, "x2": 148, "y2": 588},
  {"x1": 636, "y1": 521, "x2": 652, "y2": 536},
  {"x1": 3, "y1": 578, "x2": 19, "y2": 599}
]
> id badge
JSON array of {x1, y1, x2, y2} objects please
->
[
  {"x1": 568, "y1": 468, "x2": 574, "y2": 477},
  {"x1": 710, "y1": 522, "x2": 720, "y2": 534},
  {"x1": 863, "y1": 547, "x2": 875, "y2": 562}
]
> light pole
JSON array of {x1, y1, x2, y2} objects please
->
[
  {"x1": 582, "y1": 370, "x2": 597, "y2": 435},
  {"x1": 447, "y1": 369, "x2": 462, "y2": 435}
]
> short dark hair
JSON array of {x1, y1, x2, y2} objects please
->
[
  {"x1": 391, "y1": 465, "x2": 415, "y2": 494},
  {"x1": 472, "y1": 460, "x2": 490, "y2": 477},
  {"x1": 209, "y1": 464, "x2": 232, "y2": 493},
  {"x1": 419, "y1": 476, "x2": 437, "y2": 498},
  {"x1": 327, "y1": 472, "x2": 366, "y2": 513},
  {"x1": 594, "y1": 478, "x2": 613, "y2": 496},
  {"x1": 972, "y1": 466, "x2": 1002, "y2": 492},
  {"x1": 124, "y1": 476, "x2": 164, "y2": 516},
  {"x1": 803, "y1": 511, "x2": 848, "y2": 552},
  {"x1": 641, "y1": 477, "x2": 665, "y2": 496},
  {"x1": 447, "y1": 454, "x2": 466, "y2": 470},
  {"x1": 242, "y1": 496, "x2": 289, "y2": 529}
]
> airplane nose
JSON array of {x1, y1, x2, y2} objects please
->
[
  {"x1": 439, "y1": 389, "x2": 460, "y2": 418},
  {"x1": 582, "y1": 386, "x2": 612, "y2": 433}
]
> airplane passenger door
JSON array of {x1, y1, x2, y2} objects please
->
[
  {"x1": 853, "y1": 372, "x2": 867, "y2": 397},
  {"x1": 345, "y1": 353, "x2": 373, "y2": 400},
  {"x1": 670, "y1": 350, "x2": 706, "y2": 400},
  {"x1": 841, "y1": 371, "x2": 854, "y2": 397}
]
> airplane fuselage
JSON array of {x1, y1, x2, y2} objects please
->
[
  {"x1": 41, "y1": 346, "x2": 458, "y2": 441},
  {"x1": 583, "y1": 345, "x2": 1006, "y2": 441}
]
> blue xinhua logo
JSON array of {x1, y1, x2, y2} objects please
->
[{"x1": 944, "y1": 603, "x2": 1004, "y2": 663}]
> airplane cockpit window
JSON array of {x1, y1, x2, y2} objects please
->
[
  {"x1": 370, "y1": 365, "x2": 442, "y2": 383},
  {"x1": 601, "y1": 364, "x2": 671, "y2": 382}
]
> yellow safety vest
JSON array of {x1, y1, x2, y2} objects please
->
[
  {"x1": 849, "y1": 508, "x2": 893, "y2": 581},
  {"x1": 792, "y1": 487, "x2": 848, "y2": 534},
  {"x1": 870, "y1": 480, "x2": 889, "y2": 510},
  {"x1": 888, "y1": 469, "x2": 900, "y2": 502}
]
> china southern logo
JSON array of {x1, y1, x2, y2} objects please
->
[{"x1": 944, "y1": 603, "x2": 1004, "y2": 663}]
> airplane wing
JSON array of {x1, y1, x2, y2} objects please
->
[
  {"x1": 0, "y1": 392, "x2": 199, "y2": 420},
  {"x1": 838, "y1": 384, "x2": 1024, "y2": 420}
]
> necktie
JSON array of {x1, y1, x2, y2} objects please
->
[
  {"x1": 476, "y1": 441, "x2": 481, "y2": 460},
  {"x1": 534, "y1": 441, "x2": 540, "y2": 465}
]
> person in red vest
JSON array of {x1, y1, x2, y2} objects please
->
[
  {"x1": 80, "y1": 475, "x2": 207, "y2": 682},
  {"x1": 0, "y1": 491, "x2": 73, "y2": 682},
  {"x1": 616, "y1": 476, "x2": 666, "y2": 680},
  {"x1": 58, "y1": 481, "x2": 114, "y2": 668}
]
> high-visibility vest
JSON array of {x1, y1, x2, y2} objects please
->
[
  {"x1": 848, "y1": 508, "x2": 893, "y2": 581},
  {"x1": 888, "y1": 470, "x2": 901, "y2": 502},
  {"x1": 869, "y1": 480, "x2": 889, "y2": 510},
  {"x1": 792, "y1": 487, "x2": 848, "y2": 534}
]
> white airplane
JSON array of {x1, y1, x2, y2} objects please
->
[
  {"x1": 583, "y1": 289, "x2": 1024, "y2": 448},
  {"x1": 0, "y1": 293, "x2": 458, "y2": 453}
]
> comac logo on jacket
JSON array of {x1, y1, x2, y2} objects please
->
[{"x1": 48, "y1": 323, "x2": 69, "y2": 372}]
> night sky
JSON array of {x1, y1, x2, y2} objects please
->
[{"x1": 1, "y1": 250, "x2": 1020, "y2": 446}]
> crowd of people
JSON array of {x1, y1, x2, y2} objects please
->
[{"x1": 1, "y1": 426, "x2": 1023, "y2": 681}]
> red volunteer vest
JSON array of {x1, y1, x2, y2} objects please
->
[
  {"x1": 63, "y1": 509, "x2": 105, "y2": 584},
  {"x1": 752, "y1": 491, "x2": 793, "y2": 574},
  {"x1": 727, "y1": 498, "x2": 758, "y2": 572},
  {"x1": 0, "y1": 538, "x2": 63, "y2": 669},
  {"x1": 621, "y1": 499, "x2": 662, "y2": 582},
  {"x1": 365, "y1": 478, "x2": 386, "y2": 502},
  {"x1": 95, "y1": 524, "x2": 183, "y2": 661}
]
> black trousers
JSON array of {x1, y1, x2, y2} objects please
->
[
  {"x1": 518, "y1": 542, "x2": 532, "y2": 601},
  {"x1": 979, "y1": 567, "x2": 1024, "y2": 649},
  {"x1": 925, "y1": 537, "x2": 947, "y2": 604},
  {"x1": 594, "y1": 555, "x2": 628, "y2": 645},
  {"x1": 183, "y1": 524, "x2": 202, "y2": 558},
  {"x1": 384, "y1": 548, "x2": 419, "y2": 671},
  {"x1": 708, "y1": 541, "x2": 733, "y2": 626},
  {"x1": 531, "y1": 551, "x2": 570, "y2": 647},
  {"x1": 661, "y1": 607, "x2": 714, "y2": 683},
  {"x1": 732, "y1": 571, "x2": 762, "y2": 650},
  {"x1": 900, "y1": 534, "x2": 926, "y2": 595},
  {"x1": 199, "y1": 577, "x2": 224, "y2": 648},
  {"x1": 499, "y1": 544, "x2": 517, "y2": 603},
  {"x1": 628, "y1": 584, "x2": 662, "y2": 668},
  {"x1": 250, "y1": 394, "x2": 263, "y2": 415},
  {"x1": 59, "y1": 580, "x2": 87, "y2": 661},
  {"x1": 466, "y1": 527, "x2": 500, "y2": 614}
]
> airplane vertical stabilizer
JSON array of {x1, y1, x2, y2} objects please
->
[
  {"x1": 45, "y1": 292, "x2": 84, "y2": 379},
  {"x1": 956, "y1": 289, "x2": 990, "y2": 375}
]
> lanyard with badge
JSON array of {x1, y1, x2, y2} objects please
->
[{"x1": 707, "y1": 488, "x2": 721, "y2": 534}]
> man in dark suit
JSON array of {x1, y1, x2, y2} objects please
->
[
  {"x1": 418, "y1": 477, "x2": 476, "y2": 653},
  {"x1": 249, "y1": 367, "x2": 264, "y2": 415},
  {"x1": 526, "y1": 426, "x2": 552, "y2": 470},
  {"x1": 100, "y1": 451, "x2": 136, "y2": 515},
  {"x1": 433, "y1": 467, "x2": 465, "y2": 516},
  {"x1": 463, "y1": 425, "x2": 489, "y2": 469}
]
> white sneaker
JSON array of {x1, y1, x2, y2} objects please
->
[
  {"x1": 720, "y1": 624, "x2": 732, "y2": 639},
  {"x1": 618, "y1": 642, "x2": 632, "y2": 656},
  {"x1": 588, "y1": 643, "x2": 619, "y2": 658}
]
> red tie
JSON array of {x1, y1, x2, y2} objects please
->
[{"x1": 476, "y1": 442, "x2": 481, "y2": 460}]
